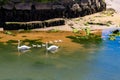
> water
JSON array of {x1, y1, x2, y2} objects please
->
[{"x1": 0, "y1": 29, "x2": 120, "y2": 80}]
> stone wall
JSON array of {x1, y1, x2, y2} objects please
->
[
  {"x1": 4, "y1": 18, "x2": 65, "y2": 30},
  {"x1": 0, "y1": 0, "x2": 106, "y2": 28}
]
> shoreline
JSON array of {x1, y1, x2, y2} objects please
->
[
  {"x1": 0, "y1": 0, "x2": 120, "y2": 32},
  {"x1": 33, "y1": 0, "x2": 120, "y2": 31},
  {"x1": 32, "y1": 13, "x2": 120, "y2": 32},
  {"x1": 0, "y1": 1, "x2": 120, "y2": 50}
]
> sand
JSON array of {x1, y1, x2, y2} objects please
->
[
  {"x1": 0, "y1": 31, "x2": 84, "y2": 52},
  {"x1": 105, "y1": 0, "x2": 120, "y2": 13},
  {"x1": 0, "y1": 0, "x2": 119, "y2": 51},
  {"x1": 1, "y1": 0, "x2": 120, "y2": 32},
  {"x1": 32, "y1": 0, "x2": 120, "y2": 31}
]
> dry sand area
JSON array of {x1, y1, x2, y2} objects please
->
[{"x1": 34, "y1": 9, "x2": 120, "y2": 31}]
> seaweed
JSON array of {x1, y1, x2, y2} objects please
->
[
  {"x1": 22, "y1": 39, "x2": 42, "y2": 45},
  {"x1": 4, "y1": 31, "x2": 16, "y2": 36},
  {"x1": 67, "y1": 34, "x2": 102, "y2": 44},
  {"x1": 71, "y1": 27, "x2": 79, "y2": 33},
  {"x1": 84, "y1": 21, "x2": 112, "y2": 26},
  {"x1": 6, "y1": 40, "x2": 18, "y2": 44},
  {"x1": 101, "y1": 8, "x2": 116, "y2": 16},
  {"x1": 0, "y1": 37, "x2": 3, "y2": 39},
  {"x1": 47, "y1": 29, "x2": 60, "y2": 33},
  {"x1": 108, "y1": 29, "x2": 120, "y2": 40}
]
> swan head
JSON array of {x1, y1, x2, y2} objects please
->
[
  {"x1": 45, "y1": 42, "x2": 48, "y2": 45},
  {"x1": 18, "y1": 40, "x2": 20, "y2": 42}
]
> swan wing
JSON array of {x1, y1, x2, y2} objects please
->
[
  {"x1": 22, "y1": 45, "x2": 31, "y2": 48},
  {"x1": 47, "y1": 45, "x2": 58, "y2": 51},
  {"x1": 19, "y1": 45, "x2": 31, "y2": 50}
]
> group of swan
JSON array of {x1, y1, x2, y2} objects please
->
[
  {"x1": 17, "y1": 40, "x2": 62, "y2": 53},
  {"x1": 32, "y1": 44, "x2": 42, "y2": 48},
  {"x1": 31, "y1": 40, "x2": 62, "y2": 48}
]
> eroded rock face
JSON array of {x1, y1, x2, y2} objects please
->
[{"x1": 0, "y1": 0, "x2": 106, "y2": 24}]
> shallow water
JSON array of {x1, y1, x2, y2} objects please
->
[{"x1": 0, "y1": 29, "x2": 120, "y2": 80}]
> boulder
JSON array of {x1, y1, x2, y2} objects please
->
[
  {"x1": 15, "y1": 3, "x2": 32, "y2": 10},
  {"x1": 33, "y1": 3, "x2": 52, "y2": 10},
  {"x1": 0, "y1": 0, "x2": 106, "y2": 29},
  {"x1": 2, "y1": 2, "x2": 14, "y2": 10}
]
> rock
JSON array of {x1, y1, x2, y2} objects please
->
[{"x1": 0, "y1": 0, "x2": 106, "y2": 29}]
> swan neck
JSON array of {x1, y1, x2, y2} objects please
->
[
  {"x1": 18, "y1": 40, "x2": 20, "y2": 48},
  {"x1": 46, "y1": 42, "x2": 48, "y2": 49}
]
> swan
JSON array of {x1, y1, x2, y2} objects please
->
[
  {"x1": 54, "y1": 40, "x2": 63, "y2": 43},
  {"x1": 18, "y1": 40, "x2": 31, "y2": 51},
  {"x1": 58, "y1": 40, "x2": 63, "y2": 42},
  {"x1": 32, "y1": 44, "x2": 41, "y2": 48},
  {"x1": 54, "y1": 40, "x2": 58, "y2": 43},
  {"x1": 42, "y1": 43, "x2": 46, "y2": 47},
  {"x1": 46, "y1": 42, "x2": 59, "y2": 53},
  {"x1": 32, "y1": 44, "x2": 37, "y2": 48},
  {"x1": 37, "y1": 44, "x2": 42, "y2": 48}
]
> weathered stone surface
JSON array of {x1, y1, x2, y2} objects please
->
[
  {"x1": 2, "y1": 2, "x2": 14, "y2": 10},
  {"x1": 4, "y1": 18, "x2": 65, "y2": 30},
  {"x1": 10, "y1": 0, "x2": 21, "y2": 3},
  {"x1": 0, "y1": 0, "x2": 106, "y2": 29},
  {"x1": 15, "y1": 3, "x2": 32, "y2": 10}
]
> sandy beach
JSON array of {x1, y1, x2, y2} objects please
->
[
  {"x1": 0, "y1": 0, "x2": 120, "y2": 32},
  {"x1": 105, "y1": 0, "x2": 120, "y2": 13},
  {"x1": 0, "y1": 0, "x2": 120, "y2": 44},
  {"x1": 34, "y1": 12, "x2": 120, "y2": 31},
  {"x1": 32, "y1": 0, "x2": 120, "y2": 31}
]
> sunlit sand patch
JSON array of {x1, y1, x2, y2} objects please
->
[{"x1": 0, "y1": 30, "x2": 102, "y2": 55}]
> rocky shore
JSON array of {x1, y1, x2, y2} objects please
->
[
  {"x1": 33, "y1": 0, "x2": 120, "y2": 31},
  {"x1": 0, "y1": 0, "x2": 106, "y2": 30},
  {"x1": 33, "y1": 9, "x2": 120, "y2": 32},
  {"x1": 0, "y1": 0, "x2": 120, "y2": 31}
]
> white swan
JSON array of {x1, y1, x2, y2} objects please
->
[
  {"x1": 54, "y1": 40, "x2": 63, "y2": 43},
  {"x1": 46, "y1": 42, "x2": 59, "y2": 53},
  {"x1": 32, "y1": 44, "x2": 37, "y2": 48},
  {"x1": 58, "y1": 40, "x2": 63, "y2": 42},
  {"x1": 42, "y1": 43, "x2": 46, "y2": 47},
  {"x1": 32, "y1": 44, "x2": 41, "y2": 48},
  {"x1": 54, "y1": 40, "x2": 58, "y2": 43},
  {"x1": 18, "y1": 40, "x2": 31, "y2": 51},
  {"x1": 37, "y1": 44, "x2": 42, "y2": 48}
]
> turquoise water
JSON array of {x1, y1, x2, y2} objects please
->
[{"x1": 0, "y1": 29, "x2": 120, "y2": 80}]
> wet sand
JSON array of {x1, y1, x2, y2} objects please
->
[
  {"x1": 0, "y1": 0, "x2": 119, "y2": 52},
  {"x1": 0, "y1": 31, "x2": 82, "y2": 51},
  {"x1": 0, "y1": 0, "x2": 119, "y2": 45}
]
